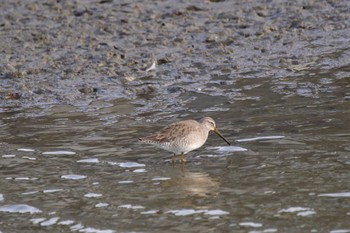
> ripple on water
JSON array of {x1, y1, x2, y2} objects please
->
[
  {"x1": 84, "y1": 193, "x2": 103, "y2": 198},
  {"x1": 207, "y1": 146, "x2": 248, "y2": 152},
  {"x1": 42, "y1": 151, "x2": 76, "y2": 155},
  {"x1": 30, "y1": 218, "x2": 46, "y2": 224},
  {"x1": 57, "y1": 220, "x2": 75, "y2": 225},
  {"x1": 152, "y1": 177, "x2": 171, "y2": 181},
  {"x1": 118, "y1": 204, "x2": 144, "y2": 210},
  {"x1": 140, "y1": 210, "x2": 159, "y2": 215},
  {"x1": 70, "y1": 224, "x2": 84, "y2": 231},
  {"x1": 40, "y1": 217, "x2": 60, "y2": 226},
  {"x1": 17, "y1": 148, "x2": 35, "y2": 152},
  {"x1": 43, "y1": 189, "x2": 64, "y2": 193},
  {"x1": 166, "y1": 209, "x2": 229, "y2": 216},
  {"x1": 77, "y1": 158, "x2": 99, "y2": 163},
  {"x1": 236, "y1": 136, "x2": 285, "y2": 142},
  {"x1": 0, "y1": 204, "x2": 42, "y2": 214},
  {"x1": 2, "y1": 154, "x2": 16, "y2": 158},
  {"x1": 118, "y1": 162, "x2": 145, "y2": 168},
  {"x1": 329, "y1": 230, "x2": 350, "y2": 233},
  {"x1": 15, "y1": 177, "x2": 38, "y2": 181},
  {"x1": 133, "y1": 168, "x2": 146, "y2": 173},
  {"x1": 61, "y1": 174, "x2": 87, "y2": 180},
  {"x1": 108, "y1": 161, "x2": 146, "y2": 168},
  {"x1": 22, "y1": 191, "x2": 39, "y2": 195},
  {"x1": 279, "y1": 207, "x2": 316, "y2": 216},
  {"x1": 204, "y1": 209, "x2": 230, "y2": 216},
  {"x1": 239, "y1": 222, "x2": 263, "y2": 228},
  {"x1": 166, "y1": 209, "x2": 202, "y2": 216},
  {"x1": 77, "y1": 227, "x2": 115, "y2": 233},
  {"x1": 95, "y1": 203, "x2": 109, "y2": 208},
  {"x1": 202, "y1": 146, "x2": 247, "y2": 158},
  {"x1": 118, "y1": 180, "x2": 134, "y2": 184},
  {"x1": 22, "y1": 156, "x2": 36, "y2": 160},
  {"x1": 318, "y1": 192, "x2": 350, "y2": 197}
]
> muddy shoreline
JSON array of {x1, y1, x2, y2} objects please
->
[{"x1": 1, "y1": 0, "x2": 349, "y2": 114}]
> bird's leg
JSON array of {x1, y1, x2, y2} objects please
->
[
  {"x1": 172, "y1": 154, "x2": 176, "y2": 164},
  {"x1": 180, "y1": 152, "x2": 185, "y2": 164}
]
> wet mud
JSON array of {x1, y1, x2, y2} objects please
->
[{"x1": 1, "y1": 0, "x2": 349, "y2": 113}]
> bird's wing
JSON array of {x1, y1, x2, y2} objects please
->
[{"x1": 140, "y1": 120, "x2": 197, "y2": 143}]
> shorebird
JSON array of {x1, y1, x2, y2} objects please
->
[{"x1": 139, "y1": 117, "x2": 231, "y2": 163}]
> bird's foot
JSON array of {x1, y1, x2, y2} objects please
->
[{"x1": 179, "y1": 153, "x2": 185, "y2": 164}]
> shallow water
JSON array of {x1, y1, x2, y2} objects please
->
[
  {"x1": 1, "y1": 72, "x2": 350, "y2": 232},
  {"x1": 1, "y1": 0, "x2": 350, "y2": 232}
]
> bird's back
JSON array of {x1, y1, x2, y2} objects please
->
[
  {"x1": 140, "y1": 120, "x2": 200, "y2": 143},
  {"x1": 139, "y1": 119, "x2": 209, "y2": 154}
]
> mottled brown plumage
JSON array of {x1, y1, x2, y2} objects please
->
[{"x1": 139, "y1": 117, "x2": 231, "y2": 163}]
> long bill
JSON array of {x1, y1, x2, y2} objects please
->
[{"x1": 213, "y1": 128, "x2": 231, "y2": 146}]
